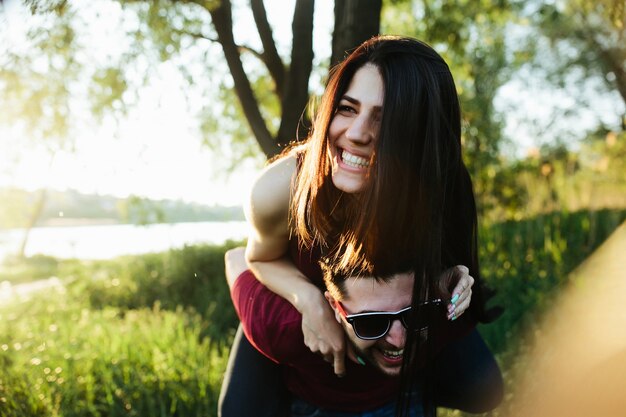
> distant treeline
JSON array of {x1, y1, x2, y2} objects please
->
[{"x1": 0, "y1": 188, "x2": 245, "y2": 228}]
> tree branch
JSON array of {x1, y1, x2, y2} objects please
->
[
  {"x1": 597, "y1": 45, "x2": 626, "y2": 106},
  {"x1": 276, "y1": 0, "x2": 314, "y2": 147},
  {"x1": 250, "y1": 0, "x2": 286, "y2": 98},
  {"x1": 175, "y1": 28, "x2": 267, "y2": 64},
  {"x1": 209, "y1": 0, "x2": 279, "y2": 158},
  {"x1": 577, "y1": 13, "x2": 626, "y2": 108},
  {"x1": 237, "y1": 44, "x2": 264, "y2": 61},
  {"x1": 174, "y1": 28, "x2": 218, "y2": 43}
]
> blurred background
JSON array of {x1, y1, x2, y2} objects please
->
[{"x1": 0, "y1": 0, "x2": 625, "y2": 416}]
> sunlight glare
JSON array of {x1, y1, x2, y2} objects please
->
[{"x1": 511, "y1": 222, "x2": 626, "y2": 417}]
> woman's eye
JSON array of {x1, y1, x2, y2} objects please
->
[{"x1": 337, "y1": 105, "x2": 355, "y2": 114}]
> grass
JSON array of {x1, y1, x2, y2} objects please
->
[
  {"x1": 1, "y1": 299, "x2": 225, "y2": 416},
  {"x1": 1, "y1": 210, "x2": 625, "y2": 417},
  {"x1": 0, "y1": 241, "x2": 243, "y2": 417},
  {"x1": 478, "y1": 208, "x2": 626, "y2": 354}
]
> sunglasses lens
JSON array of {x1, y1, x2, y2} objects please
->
[
  {"x1": 400, "y1": 309, "x2": 413, "y2": 328},
  {"x1": 353, "y1": 315, "x2": 389, "y2": 339}
]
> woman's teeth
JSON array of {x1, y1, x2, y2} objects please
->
[{"x1": 341, "y1": 150, "x2": 370, "y2": 168}]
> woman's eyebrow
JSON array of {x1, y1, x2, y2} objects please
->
[
  {"x1": 341, "y1": 95, "x2": 359, "y2": 105},
  {"x1": 341, "y1": 95, "x2": 382, "y2": 111}
]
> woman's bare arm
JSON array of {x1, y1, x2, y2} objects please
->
[{"x1": 244, "y1": 154, "x2": 346, "y2": 375}]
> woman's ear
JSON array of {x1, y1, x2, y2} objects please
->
[{"x1": 324, "y1": 291, "x2": 342, "y2": 323}]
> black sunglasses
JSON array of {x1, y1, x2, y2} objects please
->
[{"x1": 335, "y1": 299, "x2": 443, "y2": 340}]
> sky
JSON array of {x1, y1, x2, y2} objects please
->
[{"x1": 0, "y1": 0, "x2": 332, "y2": 207}]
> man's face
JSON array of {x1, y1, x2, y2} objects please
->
[{"x1": 326, "y1": 272, "x2": 414, "y2": 377}]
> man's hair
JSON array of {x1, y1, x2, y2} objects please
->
[{"x1": 320, "y1": 255, "x2": 401, "y2": 302}]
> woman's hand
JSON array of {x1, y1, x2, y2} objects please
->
[
  {"x1": 438, "y1": 265, "x2": 474, "y2": 321},
  {"x1": 300, "y1": 292, "x2": 346, "y2": 377}
]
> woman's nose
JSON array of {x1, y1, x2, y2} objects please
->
[{"x1": 345, "y1": 114, "x2": 374, "y2": 144}]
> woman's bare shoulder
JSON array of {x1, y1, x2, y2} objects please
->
[{"x1": 246, "y1": 154, "x2": 297, "y2": 235}]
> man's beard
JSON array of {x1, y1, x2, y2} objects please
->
[{"x1": 347, "y1": 338, "x2": 404, "y2": 377}]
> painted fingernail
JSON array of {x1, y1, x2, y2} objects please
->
[
  {"x1": 450, "y1": 294, "x2": 460, "y2": 304},
  {"x1": 451, "y1": 313, "x2": 457, "y2": 321},
  {"x1": 447, "y1": 303, "x2": 456, "y2": 313},
  {"x1": 356, "y1": 355, "x2": 366, "y2": 366}
]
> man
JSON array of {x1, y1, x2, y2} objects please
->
[{"x1": 224, "y1": 247, "x2": 443, "y2": 416}]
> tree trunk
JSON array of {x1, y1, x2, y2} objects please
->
[
  {"x1": 210, "y1": 0, "x2": 280, "y2": 158},
  {"x1": 250, "y1": 0, "x2": 286, "y2": 99},
  {"x1": 211, "y1": 0, "x2": 382, "y2": 160},
  {"x1": 276, "y1": 0, "x2": 315, "y2": 149},
  {"x1": 18, "y1": 188, "x2": 47, "y2": 259},
  {"x1": 331, "y1": 0, "x2": 382, "y2": 67}
]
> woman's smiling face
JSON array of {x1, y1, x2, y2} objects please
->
[{"x1": 327, "y1": 64, "x2": 384, "y2": 194}]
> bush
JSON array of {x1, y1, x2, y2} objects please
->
[
  {"x1": 1, "y1": 254, "x2": 60, "y2": 285},
  {"x1": 70, "y1": 240, "x2": 243, "y2": 346}
]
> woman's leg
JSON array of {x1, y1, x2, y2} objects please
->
[
  {"x1": 218, "y1": 324, "x2": 290, "y2": 417},
  {"x1": 434, "y1": 329, "x2": 503, "y2": 413}
]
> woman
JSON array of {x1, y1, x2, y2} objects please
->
[{"x1": 219, "y1": 35, "x2": 502, "y2": 416}]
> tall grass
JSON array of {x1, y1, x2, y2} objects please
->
[
  {"x1": 1, "y1": 210, "x2": 625, "y2": 417},
  {"x1": 478, "y1": 208, "x2": 626, "y2": 355},
  {"x1": 1, "y1": 298, "x2": 225, "y2": 416},
  {"x1": 0, "y1": 241, "x2": 242, "y2": 417}
]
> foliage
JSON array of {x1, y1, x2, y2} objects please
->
[
  {"x1": 70, "y1": 241, "x2": 242, "y2": 344},
  {"x1": 533, "y1": 0, "x2": 626, "y2": 108},
  {"x1": 6, "y1": 0, "x2": 624, "y2": 225},
  {"x1": 111, "y1": 0, "x2": 315, "y2": 158},
  {"x1": 381, "y1": 0, "x2": 524, "y2": 215},
  {"x1": 0, "y1": 2, "x2": 81, "y2": 150},
  {"x1": 2, "y1": 213, "x2": 626, "y2": 416},
  {"x1": 117, "y1": 195, "x2": 166, "y2": 225},
  {"x1": 481, "y1": 130, "x2": 626, "y2": 221},
  {"x1": 499, "y1": 0, "x2": 626, "y2": 160},
  {"x1": 113, "y1": 0, "x2": 244, "y2": 157},
  {"x1": 0, "y1": 254, "x2": 63, "y2": 285},
  {"x1": 0, "y1": 188, "x2": 39, "y2": 229}
]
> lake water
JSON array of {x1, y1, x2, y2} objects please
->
[{"x1": 0, "y1": 221, "x2": 251, "y2": 261}]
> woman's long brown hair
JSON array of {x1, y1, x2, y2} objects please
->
[{"x1": 290, "y1": 35, "x2": 498, "y2": 416}]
